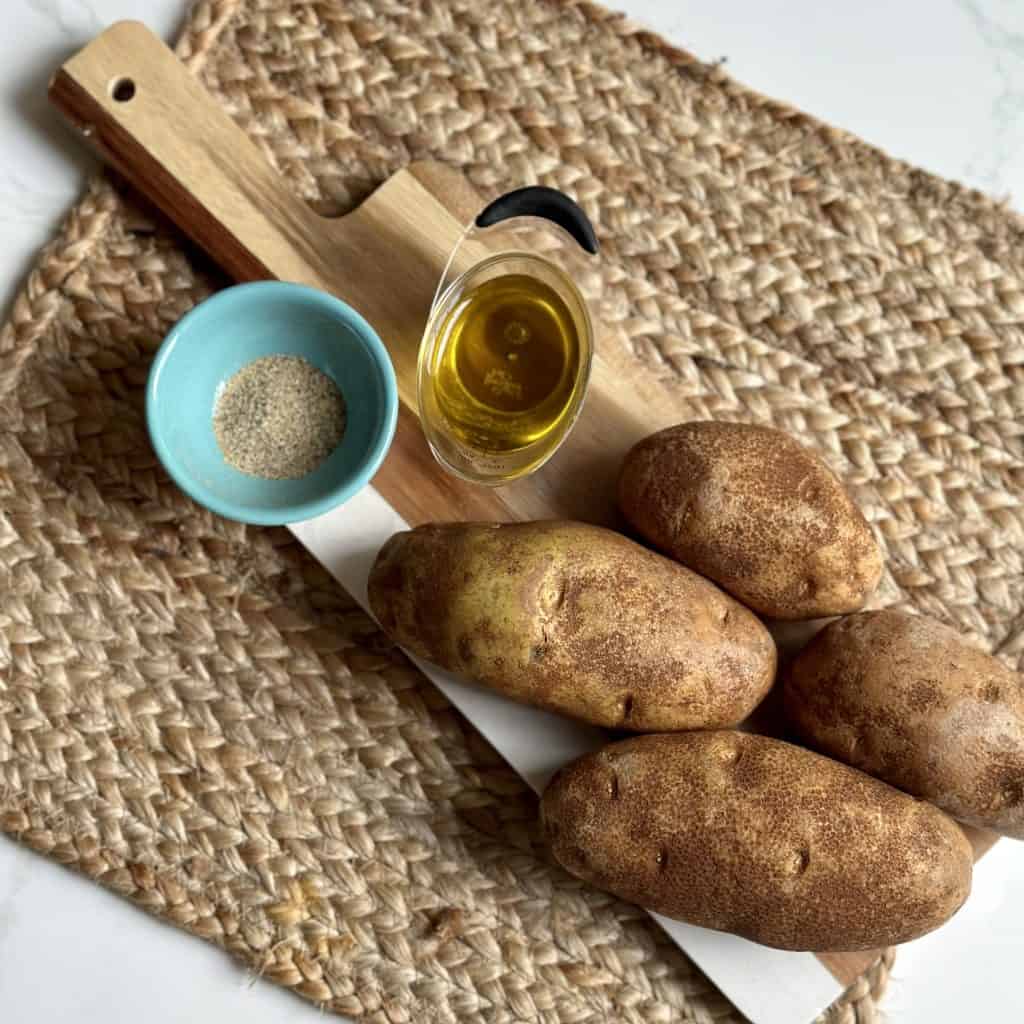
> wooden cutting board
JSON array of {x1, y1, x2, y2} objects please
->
[
  {"x1": 49, "y1": 19, "x2": 678, "y2": 532},
  {"x1": 49, "y1": 18, "x2": 997, "y2": 1003}
]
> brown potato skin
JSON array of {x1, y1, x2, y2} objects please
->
[
  {"x1": 786, "y1": 610, "x2": 1024, "y2": 838},
  {"x1": 368, "y1": 521, "x2": 776, "y2": 731},
  {"x1": 542, "y1": 732, "x2": 973, "y2": 951},
  {"x1": 618, "y1": 421, "x2": 883, "y2": 620}
]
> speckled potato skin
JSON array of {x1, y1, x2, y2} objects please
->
[
  {"x1": 541, "y1": 731, "x2": 973, "y2": 951},
  {"x1": 368, "y1": 521, "x2": 776, "y2": 731},
  {"x1": 786, "y1": 610, "x2": 1024, "y2": 838},
  {"x1": 618, "y1": 421, "x2": 883, "y2": 620}
]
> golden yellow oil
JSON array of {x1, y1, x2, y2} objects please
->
[{"x1": 430, "y1": 273, "x2": 582, "y2": 453}]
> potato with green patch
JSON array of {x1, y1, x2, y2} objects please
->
[
  {"x1": 542, "y1": 731, "x2": 973, "y2": 951},
  {"x1": 368, "y1": 521, "x2": 776, "y2": 731},
  {"x1": 786, "y1": 610, "x2": 1024, "y2": 838},
  {"x1": 618, "y1": 421, "x2": 883, "y2": 619}
]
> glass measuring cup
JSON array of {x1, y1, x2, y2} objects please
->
[{"x1": 417, "y1": 187, "x2": 599, "y2": 485}]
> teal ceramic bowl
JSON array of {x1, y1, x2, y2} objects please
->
[{"x1": 146, "y1": 282, "x2": 398, "y2": 525}]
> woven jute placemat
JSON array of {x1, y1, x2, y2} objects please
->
[{"x1": 4, "y1": 0, "x2": 1021, "y2": 1019}]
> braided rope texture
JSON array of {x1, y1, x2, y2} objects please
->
[{"x1": 6, "y1": 0, "x2": 1021, "y2": 1017}]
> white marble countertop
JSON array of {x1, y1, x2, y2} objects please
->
[{"x1": 2, "y1": 0, "x2": 1023, "y2": 1021}]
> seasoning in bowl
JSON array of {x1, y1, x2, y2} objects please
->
[{"x1": 214, "y1": 354, "x2": 346, "y2": 479}]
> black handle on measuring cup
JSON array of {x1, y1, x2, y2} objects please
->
[{"x1": 475, "y1": 186, "x2": 599, "y2": 255}]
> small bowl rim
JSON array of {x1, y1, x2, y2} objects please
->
[{"x1": 146, "y1": 281, "x2": 398, "y2": 526}]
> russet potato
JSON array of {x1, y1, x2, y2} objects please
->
[
  {"x1": 368, "y1": 520, "x2": 776, "y2": 731},
  {"x1": 786, "y1": 609, "x2": 1024, "y2": 838},
  {"x1": 542, "y1": 731, "x2": 973, "y2": 951},
  {"x1": 619, "y1": 421, "x2": 883, "y2": 619}
]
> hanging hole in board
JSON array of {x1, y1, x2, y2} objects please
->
[{"x1": 111, "y1": 78, "x2": 136, "y2": 102}]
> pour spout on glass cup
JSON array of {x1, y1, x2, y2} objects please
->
[{"x1": 417, "y1": 186, "x2": 599, "y2": 486}]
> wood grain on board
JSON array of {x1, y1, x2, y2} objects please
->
[{"x1": 50, "y1": 20, "x2": 997, "y2": 990}]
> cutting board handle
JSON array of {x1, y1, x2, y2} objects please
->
[
  {"x1": 48, "y1": 21, "x2": 487, "y2": 364},
  {"x1": 49, "y1": 20, "x2": 336, "y2": 290}
]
